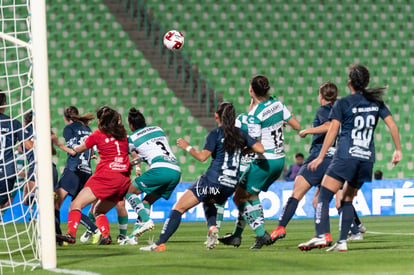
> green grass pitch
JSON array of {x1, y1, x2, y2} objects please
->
[{"x1": 4, "y1": 216, "x2": 414, "y2": 275}]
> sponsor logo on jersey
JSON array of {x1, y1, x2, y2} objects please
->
[
  {"x1": 109, "y1": 161, "x2": 127, "y2": 170},
  {"x1": 349, "y1": 146, "x2": 372, "y2": 159},
  {"x1": 352, "y1": 106, "x2": 379, "y2": 113}
]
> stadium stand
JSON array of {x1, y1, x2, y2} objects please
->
[
  {"x1": 41, "y1": 0, "x2": 411, "y2": 179},
  {"x1": 46, "y1": 0, "x2": 208, "y2": 181},
  {"x1": 141, "y1": 0, "x2": 410, "y2": 178}
]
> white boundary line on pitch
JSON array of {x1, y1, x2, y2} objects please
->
[
  {"x1": 0, "y1": 260, "x2": 100, "y2": 275},
  {"x1": 365, "y1": 231, "x2": 414, "y2": 236}
]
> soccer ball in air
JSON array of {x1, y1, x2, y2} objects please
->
[{"x1": 163, "y1": 30, "x2": 184, "y2": 51}]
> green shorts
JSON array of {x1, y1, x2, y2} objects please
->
[
  {"x1": 239, "y1": 158, "x2": 285, "y2": 195},
  {"x1": 133, "y1": 167, "x2": 181, "y2": 200}
]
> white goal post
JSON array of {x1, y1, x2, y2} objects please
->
[
  {"x1": 30, "y1": 0, "x2": 57, "y2": 270},
  {"x1": 0, "y1": 0, "x2": 56, "y2": 271}
]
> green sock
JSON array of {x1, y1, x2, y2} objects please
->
[
  {"x1": 245, "y1": 198, "x2": 265, "y2": 237},
  {"x1": 232, "y1": 202, "x2": 248, "y2": 237},
  {"x1": 88, "y1": 211, "x2": 96, "y2": 223},
  {"x1": 126, "y1": 193, "x2": 150, "y2": 222},
  {"x1": 239, "y1": 199, "x2": 265, "y2": 237},
  {"x1": 143, "y1": 202, "x2": 151, "y2": 216},
  {"x1": 215, "y1": 203, "x2": 225, "y2": 232},
  {"x1": 118, "y1": 215, "x2": 128, "y2": 236}
]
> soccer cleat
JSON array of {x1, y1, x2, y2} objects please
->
[
  {"x1": 92, "y1": 231, "x2": 101, "y2": 244},
  {"x1": 218, "y1": 233, "x2": 242, "y2": 247},
  {"x1": 298, "y1": 236, "x2": 326, "y2": 251},
  {"x1": 119, "y1": 235, "x2": 138, "y2": 246},
  {"x1": 56, "y1": 233, "x2": 76, "y2": 244},
  {"x1": 132, "y1": 220, "x2": 154, "y2": 237},
  {"x1": 250, "y1": 232, "x2": 273, "y2": 249},
  {"x1": 206, "y1": 226, "x2": 219, "y2": 250},
  {"x1": 326, "y1": 241, "x2": 348, "y2": 252},
  {"x1": 80, "y1": 230, "x2": 93, "y2": 243},
  {"x1": 347, "y1": 232, "x2": 363, "y2": 241},
  {"x1": 358, "y1": 223, "x2": 367, "y2": 233},
  {"x1": 140, "y1": 243, "x2": 166, "y2": 251},
  {"x1": 117, "y1": 234, "x2": 127, "y2": 244},
  {"x1": 325, "y1": 233, "x2": 333, "y2": 246},
  {"x1": 270, "y1": 226, "x2": 286, "y2": 242},
  {"x1": 97, "y1": 235, "x2": 112, "y2": 245}
]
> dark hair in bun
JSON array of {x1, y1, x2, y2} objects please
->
[
  {"x1": 128, "y1": 107, "x2": 146, "y2": 131},
  {"x1": 250, "y1": 75, "x2": 271, "y2": 97}
]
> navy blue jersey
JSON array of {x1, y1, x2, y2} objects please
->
[
  {"x1": 330, "y1": 93, "x2": 391, "y2": 162},
  {"x1": 63, "y1": 122, "x2": 92, "y2": 173},
  {"x1": 203, "y1": 127, "x2": 257, "y2": 187},
  {"x1": 0, "y1": 113, "x2": 23, "y2": 166},
  {"x1": 309, "y1": 104, "x2": 332, "y2": 157}
]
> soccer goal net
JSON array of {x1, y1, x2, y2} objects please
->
[{"x1": 0, "y1": 0, "x2": 55, "y2": 273}]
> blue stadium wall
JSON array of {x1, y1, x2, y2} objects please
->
[{"x1": 4, "y1": 179, "x2": 414, "y2": 223}]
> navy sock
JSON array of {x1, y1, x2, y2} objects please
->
[
  {"x1": 55, "y1": 209, "x2": 62, "y2": 235},
  {"x1": 339, "y1": 201, "x2": 354, "y2": 241},
  {"x1": 353, "y1": 206, "x2": 361, "y2": 226},
  {"x1": 315, "y1": 186, "x2": 335, "y2": 237},
  {"x1": 203, "y1": 203, "x2": 217, "y2": 228},
  {"x1": 279, "y1": 197, "x2": 299, "y2": 227},
  {"x1": 157, "y1": 210, "x2": 182, "y2": 245},
  {"x1": 350, "y1": 220, "x2": 359, "y2": 234},
  {"x1": 80, "y1": 213, "x2": 98, "y2": 232}
]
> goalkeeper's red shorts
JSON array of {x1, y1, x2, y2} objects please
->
[{"x1": 85, "y1": 171, "x2": 130, "y2": 203}]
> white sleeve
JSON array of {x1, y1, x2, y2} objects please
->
[{"x1": 283, "y1": 104, "x2": 292, "y2": 121}]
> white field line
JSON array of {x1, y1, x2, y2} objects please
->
[
  {"x1": 0, "y1": 260, "x2": 100, "y2": 275},
  {"x1": 365, "y1": 231, "x2": 414, "y2": 236}
]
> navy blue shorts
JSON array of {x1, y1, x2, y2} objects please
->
[
  {"x1": 58, "y1": 168, "x2": 91, "y2": 198},
  {"x1": 0, "y1": 164, "x2": 16, "y2": 205},
  {"x1": 326, "y1": 157, "x2": 373, "y2": 189},
  {"x1": 188, "y1": 175, "x2": 235, "y2": 205},
  {"x1": 298, "y1": 156, "x2": 333, "y2": 187}
]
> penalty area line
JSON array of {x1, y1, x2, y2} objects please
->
[
  {"x1": 365, "y1": 231, "x2": 414, "y2": 236},
  {"x1": 0, "y1": 260, "x2": 100, "y2": 275}
]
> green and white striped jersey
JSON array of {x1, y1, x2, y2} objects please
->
[
  {"x1": 128, "y1": 126, "x2": 180, "y2": 172},
  {"x1": 247, "y1": 98, "x2": 292, "y2": 160}
]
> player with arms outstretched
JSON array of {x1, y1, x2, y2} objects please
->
[
  {"x1": 140, "y1": 102, "x2": 264, "y2": 251},
  {"x1": 270, "y1": 81, "x2": 338, "y2": 245},
  {"x1": 57, "y1": 106, "x2": 131, "y2": 245},
  {"x1": 298, "y1": 65, "x2": 402, "y2": 252}
]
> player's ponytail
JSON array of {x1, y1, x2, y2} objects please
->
[
  {"x1": 64, "y1": 106, "x2": 94, "y2": 125},
  {"x1": 349, "y1": 64, "x2": 386, "y2": 103},
  {"x1": 216, "y1": 102, "x2": 245, "y2": 153},
  {"x1": 250, "y1": 75, "x2": 271, "y2": 97},
  {"x1": 128, "y1": 107, "x2": 146, "y2": 131},
  {"x1": 319, "y1": 81, "x2": 338, "y2": 104},
  {"x1": 96, "y1": 106, "x2": 126, "y2": 140}
]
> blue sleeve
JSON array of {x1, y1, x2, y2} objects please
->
[
  {"x1": 316, "y1": 106, "x2": 330, "y2": 125},
  {"x1": 379, "y1": 102, "x2": 392, "y2": 119},
  {"x1": 203, "y1": 129, "x2": 217, "y2": 152},
  {"x1": 63, "y1": 125, "x2": 77, "y2": 148},
  {"x1": 329, "y1": 99, "x2": 344, "y2": 122}
]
